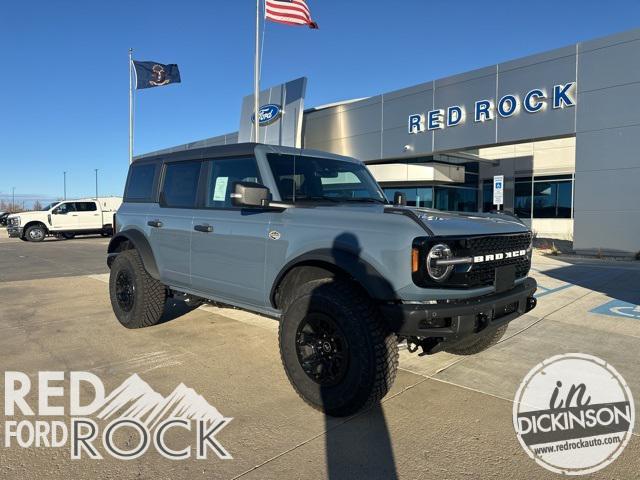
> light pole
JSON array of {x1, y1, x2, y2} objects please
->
[
  {"x1": 94, "y1": 169, "x2": 99, "y2": 199},
  {"x1": 63, "y1": 171, "x2": 67, "y2": 200},
  {"x1": 12, "y1": 187, "x2": 15, "y2": 212}
]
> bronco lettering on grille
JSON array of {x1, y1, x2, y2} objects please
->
[{"x1": 472, "y1": 249, "x2": 527, "y2": 263}]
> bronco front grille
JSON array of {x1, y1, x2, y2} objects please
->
[
  {"x1": 412, "y1": 232, "x2": 534, "y2": 289},
  {"x1": 462, "y1": 233, "x2": 533, "y2": 287}
]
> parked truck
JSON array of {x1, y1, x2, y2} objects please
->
[{"x1": 7, "y1": 197, "x2": 122, "y2": 242}]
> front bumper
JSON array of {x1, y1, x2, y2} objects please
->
[
  {"x1": 381, "y1": 277, "x2": 537, "y2": 346},
  {"x1": 7, "y1": 226, "x2": 23, "y2": 238}
]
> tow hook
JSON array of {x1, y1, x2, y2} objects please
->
[
  {"x1": 526, "y1": 296, "x2": 537, "y2": 312},
  {"x1": 406, "y1": 337, "x2": 441, "y2": 356}
]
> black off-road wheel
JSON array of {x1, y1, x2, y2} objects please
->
[
  {"x1": 279, "y1": 278, "x2": 398, "y2": 417},
  {"x1": 109, "y1": 249, "x2": 167, "y2": 329},
  {"x1": 444, "y1": 325, "x2": 507, "y2": 355},
  {"x1": 25, "y1": 224, "x2": 46, "y2": 242}
]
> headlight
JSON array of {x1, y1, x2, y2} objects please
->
[
  {"x1": 9, "y1": 216, "x2": 20, "y2": 226},
  {"x1": 426, "y1": 243, "x2": 453, "y2": 282}
]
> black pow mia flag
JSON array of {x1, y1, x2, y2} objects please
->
[{"x1": 132, "y1": 61, "x2": 181, "y2": 90}]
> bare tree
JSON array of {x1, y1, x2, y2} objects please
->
[{"x1": 32, "y1": 200, "x2": 43, "y2": 211}]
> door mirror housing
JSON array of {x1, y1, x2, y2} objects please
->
[
  {"x1": 231, "y1": 182, "x2": 271, "y2": 208},
  {"x1": 52, "y1": 208, "x2": 65, "y2": 215}
]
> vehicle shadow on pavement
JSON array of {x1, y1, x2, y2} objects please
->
[
  {"x1": 541, "y1": 259, "x2": 640, "y2": 305},
  {"x1": 158, "y1": 298, "x2": 199, "y2": 325},
  {"x1": 320, "y1": 233, "x2": 399, "y2": 479}
]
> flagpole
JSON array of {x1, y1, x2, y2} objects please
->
[
  {"x1": 254, "y1": 0, "x2": 260, "y2": 143},
  {"x1": 129, "y1": 48, "x2": 134, "y2": 164}
]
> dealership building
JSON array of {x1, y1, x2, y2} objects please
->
[{"x1": 139, "y1": 28, "x2": 640, "y2": 256}]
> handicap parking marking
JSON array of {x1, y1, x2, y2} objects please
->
[
  {"x1": 534, "y1": 283, "x2": 573, "y2": 298},
  {"x1": 528, "y1": 269, "x2": 574, "y2": 298},
  {"x1": 590, "y1": 299, "x2": 640, "y2": 320}
]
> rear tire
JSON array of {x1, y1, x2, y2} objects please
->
[
  {"x1": 109, "y1": 249, "x2": 167, "y2": 328},
  {"x1": 279, "y1": 278, "x2": 398, "y2": 417},
  {"x1": 25, "y1": 224, "x2": 46, "y2": 242},
  {"x1": 444, "y1": 325, "x2": 507, "y2": 355}
]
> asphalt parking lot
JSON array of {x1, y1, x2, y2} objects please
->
[{"x1": 0, "y1": 229, "x2": 639, "y2": 479}]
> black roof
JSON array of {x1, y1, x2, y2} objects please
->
[{"x1": 133, "y1": 143, "x2": 260, "y2": 164}]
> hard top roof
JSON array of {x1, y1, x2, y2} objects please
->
[{"x1": 132, "y1": 143, "x2": 361, "y2": 165}]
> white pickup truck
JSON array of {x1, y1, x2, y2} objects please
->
[{"x1": 7, "y1": 197, "x2": 122, "y2": 242}]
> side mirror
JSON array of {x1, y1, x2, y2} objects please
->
[
  {"x1": 231, "y1": 181, "x2": 271, "y2": 208},
  {"x1": 393, "y1": 191, "x2": 407, "y2": 206},
  {"x1": 53, "y1": 209, "x2": 65, "y2": 215}
]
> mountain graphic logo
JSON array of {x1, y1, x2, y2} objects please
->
[{"x1": 93, "y1": 374, "x2": 227, "y2": 428}]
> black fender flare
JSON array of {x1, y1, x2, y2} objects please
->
[
  {"x1": 270, "y1": 248, "x2": 397, "y2": 308},
  {"x1": 107, "y1": 229, "x2": 160, "y2": 280}
]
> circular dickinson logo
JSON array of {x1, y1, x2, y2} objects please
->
[{"x1": 513, "y1": 353, "x2": 634, "y2": 475}]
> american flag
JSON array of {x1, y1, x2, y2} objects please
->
[{"x1": 265, "y1": 0, "x2": 318, "y2": 29}]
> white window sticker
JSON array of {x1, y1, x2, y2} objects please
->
[{"x1": 213, "y1": 177, "x2": 229, "y2": 202}]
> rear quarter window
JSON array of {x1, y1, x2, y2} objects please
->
[{"x1": 125, "y1": 163, "x2": 157, "y2": 202}]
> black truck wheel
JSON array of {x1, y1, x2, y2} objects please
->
[
  {"x1": 444, "y1": 325, "x2": 507, "y2": 355},
  {"x1": 25, "y1": 224, "x2": 46, "y2": 242},
  {"x1": 279, "y1": 278, "x2": 398, "y2": 417},
  {"x1": 109, "y1": 249, "x2": 167, "y2": 329}
]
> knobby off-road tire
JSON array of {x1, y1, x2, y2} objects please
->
[
  {"x1": 279, "y1": 278, "x2": 399, "y2": 417},
  {"x1": 25, "y1": 224, "x2": 46, "y2": 242},
  {"x1": 444, "y1": 324, "x2": 508, "y2": 355},
  {"x1": 109, "y1": 249, "x2": 167, "y2": 329}
]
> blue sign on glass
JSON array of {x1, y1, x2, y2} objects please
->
[{"x1": 590, "y1": 299, "x2": 640, "y2": 320}]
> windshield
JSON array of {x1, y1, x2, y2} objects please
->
[
  {"x1": 42, "y1": 202, "x2": 60, "y2": 211},
  {"x1": 267, "y1": 154, "x2": 387, "y2": 204}
]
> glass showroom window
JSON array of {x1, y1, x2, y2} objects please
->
[
  {"x1": 482, "y1": 180, "x2": 493, "y2": 212},
  {"x1": 514, "y1": 175, "x2": 573, "y2": 219},
  {"x1": 382, "y1": 187, "x2": 433, "y2": 208},
  {"x1": 434, "y1": 186, "x2": 478, "y2": 212}
]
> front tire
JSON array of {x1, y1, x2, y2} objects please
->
[
  {"x1": 25, "y1": 224, "x2": 46, "y2": 242},
  {"x1": 279, "y1": 278, "x2": 398, "y2": 417},
  {"x1": 109, "y1": 249, "x2": 167, "y2": 328}
]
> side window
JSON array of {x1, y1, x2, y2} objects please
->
[
  {"x1": 205, "y1": 157, "x2": 262, "y2": 208},
  {"x1": 161, "y1": 161, "x2": 202, "y2": 208},
  {"x1": 54, "y1": 202, "x2": 76, "y2": 214},
  {"x1": 126, "y1": 163, "x2": 157, "y2": 201},
  {"x1": 75, "y1": 202, "x2": 97, "y2": 212}
]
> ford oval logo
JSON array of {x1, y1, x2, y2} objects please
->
[{"x1": 252, "y1": 104, "x2": 282, "y2": 126}]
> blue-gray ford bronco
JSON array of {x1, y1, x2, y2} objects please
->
[{"x1": 107, "y1": 143, "x2": 537, "y2": 416}]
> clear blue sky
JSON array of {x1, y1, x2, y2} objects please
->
[{"x1": 1, "y1": 1, "x2": 639, "y2": 203}]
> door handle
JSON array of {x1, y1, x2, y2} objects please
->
[
  {"x1": 71, "y1": 214, "x2": 78, "y2": 217},
  {"x1": 194, "y1": 224, "x2": 213, "y2": 233},
  {"x1": 147, "y1": 220, "x2": 163, "y2": 228}
]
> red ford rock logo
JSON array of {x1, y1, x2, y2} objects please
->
[
  {"x1": 3, "y1": 372, "x2": 232, "y2": 460},
  {"x1": 513, "y1": 353, "x2": 634, "y2": 475}
]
